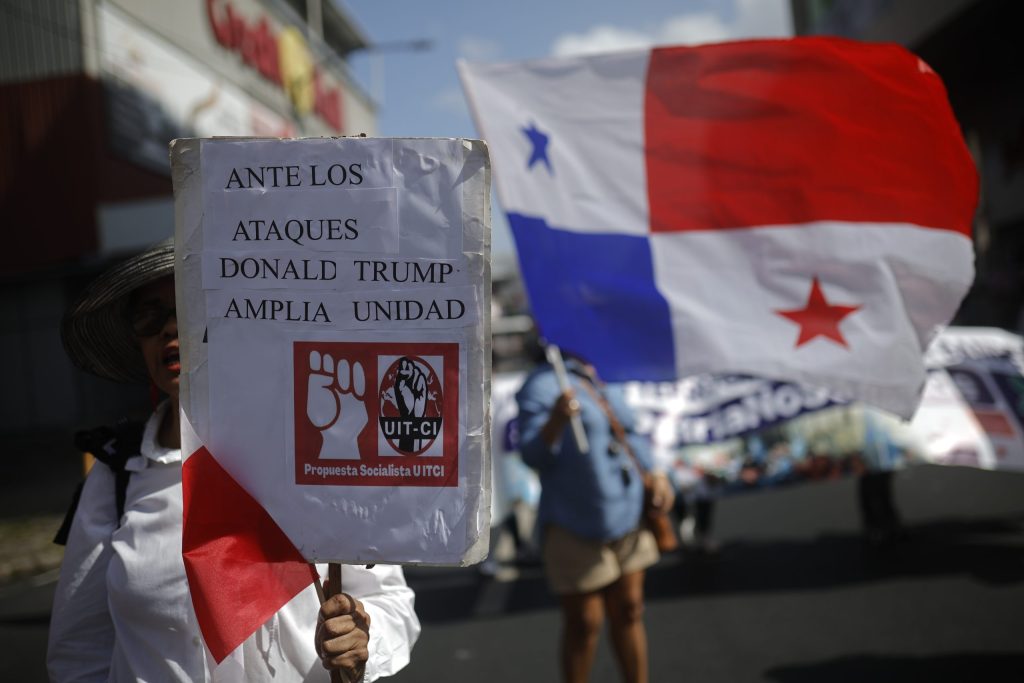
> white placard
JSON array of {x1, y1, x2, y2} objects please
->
[{"x1": 172, "y1": 137, "x2": 492, "y2": 565}]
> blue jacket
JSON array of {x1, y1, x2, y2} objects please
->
[{"x1": 516, "y1": 362, "x2": 653, "y2": 541}]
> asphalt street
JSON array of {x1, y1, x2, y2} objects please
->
[{"x1": 3, "y1": 464, "x2": 1023, "y2": 682}]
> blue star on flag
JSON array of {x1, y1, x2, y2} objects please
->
[{"x1": 522, "y1": 122, "x2": 553, "y2": 173}]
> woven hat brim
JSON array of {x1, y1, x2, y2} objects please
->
[{"x1": 61, "y1": 240, "x2": 176, "y2": 383}]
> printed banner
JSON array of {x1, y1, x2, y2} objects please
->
[
  {"x1": 624, "y1": 376, "x2": 847, "y2": 446},
  {"x1": 488, "y1": 329, "x2": 1023, "y2": 501},
  {"x1": 172, "y1": 137, "x2": 491, "y2": 565},
  {"x1": 489, "y1": 371, "x2": 858, "y2": 497}
]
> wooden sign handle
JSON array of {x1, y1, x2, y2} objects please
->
[{"x1": 315, "y1": 562, "x2": 345, "y2": 683}]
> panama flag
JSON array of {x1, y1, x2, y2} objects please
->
[{"x1": 459, "y1": 37, "x2": 978, "y2": 418}]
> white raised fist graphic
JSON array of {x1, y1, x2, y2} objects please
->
[{"x1": 307, "y1": 350, "x2": 367, "y2": 460}]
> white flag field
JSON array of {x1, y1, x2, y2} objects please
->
[{"x1": 460, "y1": 37, "x2": 980, "y2": 418}]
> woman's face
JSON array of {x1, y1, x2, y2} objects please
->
[{"x1": 128, "y1": 276, "x2": 179, "y2": 400}]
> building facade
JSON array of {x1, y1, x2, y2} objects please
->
[{"x1": 0, "y1": 0, "x2": 376, "y2": 431}]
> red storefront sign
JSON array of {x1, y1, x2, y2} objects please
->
[{"x1": 206, "y1": 0, "x2": 343, "y2": 132}]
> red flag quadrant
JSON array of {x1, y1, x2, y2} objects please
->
[
  {"x1": 645, "y1": 38, "x2": 977, "y2": 234},
  {"x1": 182, "y1": 446, "x2": 317, "y2": 664}
]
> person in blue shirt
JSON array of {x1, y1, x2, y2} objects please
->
[{"x1": 517, "y1": 354, "x2": 674, "y2": 683}]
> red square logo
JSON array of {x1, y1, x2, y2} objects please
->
[{"x1": 294, "y1": 341, "x2": 460, "y2": 486}]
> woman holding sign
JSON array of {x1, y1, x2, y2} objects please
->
[
  {"x1": 517, "y1": 350, "x2": 674, "y2": 683},
  {"x1": 49, "y1": 240, "x2": 420, "y2": 682}
]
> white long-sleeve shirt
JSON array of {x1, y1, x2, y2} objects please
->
[{"x1": 48, "y1": 404, "x2": 420, "y2": 682}]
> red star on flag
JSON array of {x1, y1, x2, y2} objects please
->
[{"x1": 775, "y1": 277, "x2": 862, "y2": 348}]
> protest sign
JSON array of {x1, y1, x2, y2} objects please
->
[
  {"x1": 171, "y1": 137, "x2": 491, "y2": 566},
  {"x1": 912, "y1": 327, "x2": 1024, "y2": 471}
]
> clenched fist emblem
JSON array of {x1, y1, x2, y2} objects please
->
[
  {"x1": 307, "y1": 351, "x2": 367, "y2": 459},
  {"x1": 379, "y1": 355, "x2": 443, "y2": 456},
  {"x1": 394, "y1": 358, "x2": 428, "y2": 452}
]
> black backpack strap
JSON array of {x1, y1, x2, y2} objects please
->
[
  {"x1": 53, "y1": 482, "x2": 85, "y2": 546},
  {"x1": 54, "y1": 419, "x2": 146, "y2": 546}
]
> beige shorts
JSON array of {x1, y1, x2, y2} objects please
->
[{"x1": 542, "y1": 524, "x2": 660, "y2": 595}]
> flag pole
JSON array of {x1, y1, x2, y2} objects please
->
[{"x1": 545, "y1": 344, "x2": 589, "y2": 453}]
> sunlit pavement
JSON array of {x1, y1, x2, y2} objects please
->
[
  {"x1": 394, "y1": 465, "x2": 1024, "y2": 683},
  {"x1": 3, "y1": 465, "x2": 1023, "y2": 682}
]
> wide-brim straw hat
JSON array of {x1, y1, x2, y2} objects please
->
[{"x1": 62, "y1": 239, "x2": 175, "y2": 383}]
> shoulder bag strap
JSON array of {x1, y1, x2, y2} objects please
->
[{"x1": 577, "y1": 379, "x2": 647, "y2": 475}]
